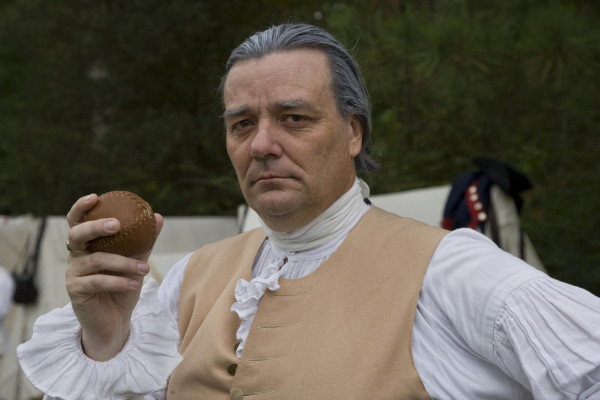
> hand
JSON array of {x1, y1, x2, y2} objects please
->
[{"x1": 65, "y1": 194, "x2": 164, "y2": 361}]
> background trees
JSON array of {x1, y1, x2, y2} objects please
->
[{"x1": 1, "y1": 0, "x2": 598, "y2": 293}]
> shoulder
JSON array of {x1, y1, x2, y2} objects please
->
[
  {"x1": 430, "y1": 228, "x2": 545, "y2": 286},
  {"x1": 364, "y1": 206, "x2": 449, "y2": 243}
]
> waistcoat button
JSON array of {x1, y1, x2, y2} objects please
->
[
  {"x1": 230, "y1": 389, "x2": 244, "y2": 400},
  {"x1": 228, "y1": 363, "x2": 238, "y2": 375}
]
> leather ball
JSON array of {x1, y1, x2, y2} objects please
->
[{"x1": 85, "y1": 191, "x2": 157, "y2": 257}]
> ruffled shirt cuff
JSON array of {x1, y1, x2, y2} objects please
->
[{"x1": 17, "y1": 279, "x2": 182, "y2": 400}]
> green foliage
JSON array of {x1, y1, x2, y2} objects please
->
[
  {"x1": 325, "y1": 0, "x2": 600, "y2": 294},
  {"x1": 0, "y1": 0, "x2": 331, "y2": 216},
  {"x1": 1, "y1": 0, "x2": 598, "y2": 293}
]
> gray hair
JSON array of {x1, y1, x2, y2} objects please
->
[{"x1": 219, "y1": 23, "x2": 378, "y2": 173}]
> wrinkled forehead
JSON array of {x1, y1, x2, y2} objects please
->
[
  {"x1": 222, "y1": 49, "x2": 335, "y2": 109},
  {"x1": 222, "y1": 48, "x2": 334, "y2": 97}
]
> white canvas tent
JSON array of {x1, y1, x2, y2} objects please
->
[
  {"x1": 0, "y1": 184, "x2": 544, "y2": 399},
  {"x1": 0, "y1": 215, "x2": 237, "y2": 400},
  {"x1": 0, "y1": 215, "x2": 69, "y2": 400}
]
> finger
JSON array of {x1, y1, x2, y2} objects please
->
[
  {"x1": 67, "y1": 271, "x2": 142, "y2": 296},
  {"x1": 67, "y1": 252, "x2": 150, "y2": 278},
  {"x1": 67, "y1": 194, "x2": 98, "y2": 228},
  {"x1": 67, "y1": 218, "x2": 121, "y2": 255}
]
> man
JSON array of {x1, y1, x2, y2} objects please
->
[{"x1": 18, "y1": 24, "x2": 600, "y2": 399}]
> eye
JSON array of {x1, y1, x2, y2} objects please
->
[
  {"x1": 230, "y1": 119, "x2": 254, "y2": 132},
  {"x1": 283, "y1": 114, "x2": 308, "y2": 125}
]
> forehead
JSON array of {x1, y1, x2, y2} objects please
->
[{"x1": 223, "y1": 48, "x2": 334, "y2": 110}]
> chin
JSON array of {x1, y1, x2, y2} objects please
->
[{"x1": 250, "y1": 191, "x2": 302, "y2": 218}]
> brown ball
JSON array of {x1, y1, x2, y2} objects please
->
[{"x1": 85, "y1": 191, "x2": 157, "y2": 257}]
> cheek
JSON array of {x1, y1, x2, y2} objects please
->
[{"x1": 226, "y1": 140, "x2": 248, "y2": 175}]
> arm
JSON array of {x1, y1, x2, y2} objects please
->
[
  {"x1": 17, "y1": 256, "x2": 189, "y2": 400},
  {"x1": 17, "y1": 195, "x2": 187, "y2": 399},
  {"x1": 416, "y1": 228, "x2": 600, "y2": 399},
  {"x1": 18, "y1": 277, "x2": 183, "y2": 400},
  {"x1": 493, "y1": 277, "x2": 600, "y2": 399}
]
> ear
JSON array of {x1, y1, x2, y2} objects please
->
[{"x1": 348, "y1": 115, "x2": 363, "y2": 157}]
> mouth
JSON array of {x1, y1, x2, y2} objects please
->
[
  {"x1": 254, "y1": 175, "x2": 287, "y2": 183},
  {"x1": 251, "y1": 171, "x2": 296, "y2": 185}
]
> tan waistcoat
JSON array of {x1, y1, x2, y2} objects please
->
[{"x1": 168, "y1": 207, "x2": 447, "y2": 399}]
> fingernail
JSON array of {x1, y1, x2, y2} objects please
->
[
  {"x1": 104, "y1": 220, "x2": 117, "y2": 231},
  {"x1": 137, "y1": 263, "x2": 150, "y2": 274},
  {"x1": 129, "y1": 280, "x2": 140, "y2": 289},
  {"x1": 84, "y1": 195, "x2": 93, "y2": 203}
]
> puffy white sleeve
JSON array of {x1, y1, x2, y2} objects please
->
[
  {"x1": 17, "y1": 254, "x2": 190, "y2": 400},
  {"x1": 419, "y1": 228, "x2": 600, "y2": 400},
  {"x1": 494, "y1": 276, "x2": 600, "y2": 399}
]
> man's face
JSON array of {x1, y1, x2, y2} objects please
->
[{"x1": 223, "y1": 48, "x2": 363, "y2": 232}]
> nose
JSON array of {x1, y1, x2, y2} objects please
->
[{"x1": 250, "y1": 119, "x2": 282, "y2": 159}]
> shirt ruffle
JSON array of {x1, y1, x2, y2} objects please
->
[
  {"x1": 17, "y1": 279, "x2": 182, "y2": 400},
  {"x1": 231, "y1": 259, "x2": 285, "y2": 357}
]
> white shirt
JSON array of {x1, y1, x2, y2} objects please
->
[
  {"x1": 17, "y1": 179, "x2": 600, "y2": 399},
  {"x1": 18, "y1": 229, "x2": 600, "y2": 400}
]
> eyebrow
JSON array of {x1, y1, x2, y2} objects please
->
[
  {"x1": 279, "y1": 99, "x2": 305, "y2": 109},
  {"x1": 277, "y1": 99, "x2": 317, "y2": 113},
  {"x1": 222, "y1": 106, "x2": 248, "y2": 119},
  {"x1": 222, "y1": 99, "x2": 316, "y2": 119}
]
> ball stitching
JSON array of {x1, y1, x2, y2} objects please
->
[{"x1": 90, "y1": 191, "x2": 156, "y2": 254}]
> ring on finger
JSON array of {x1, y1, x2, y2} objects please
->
[{"x1": 66, "y1": 240, "x2": 86, "y2": 254}]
